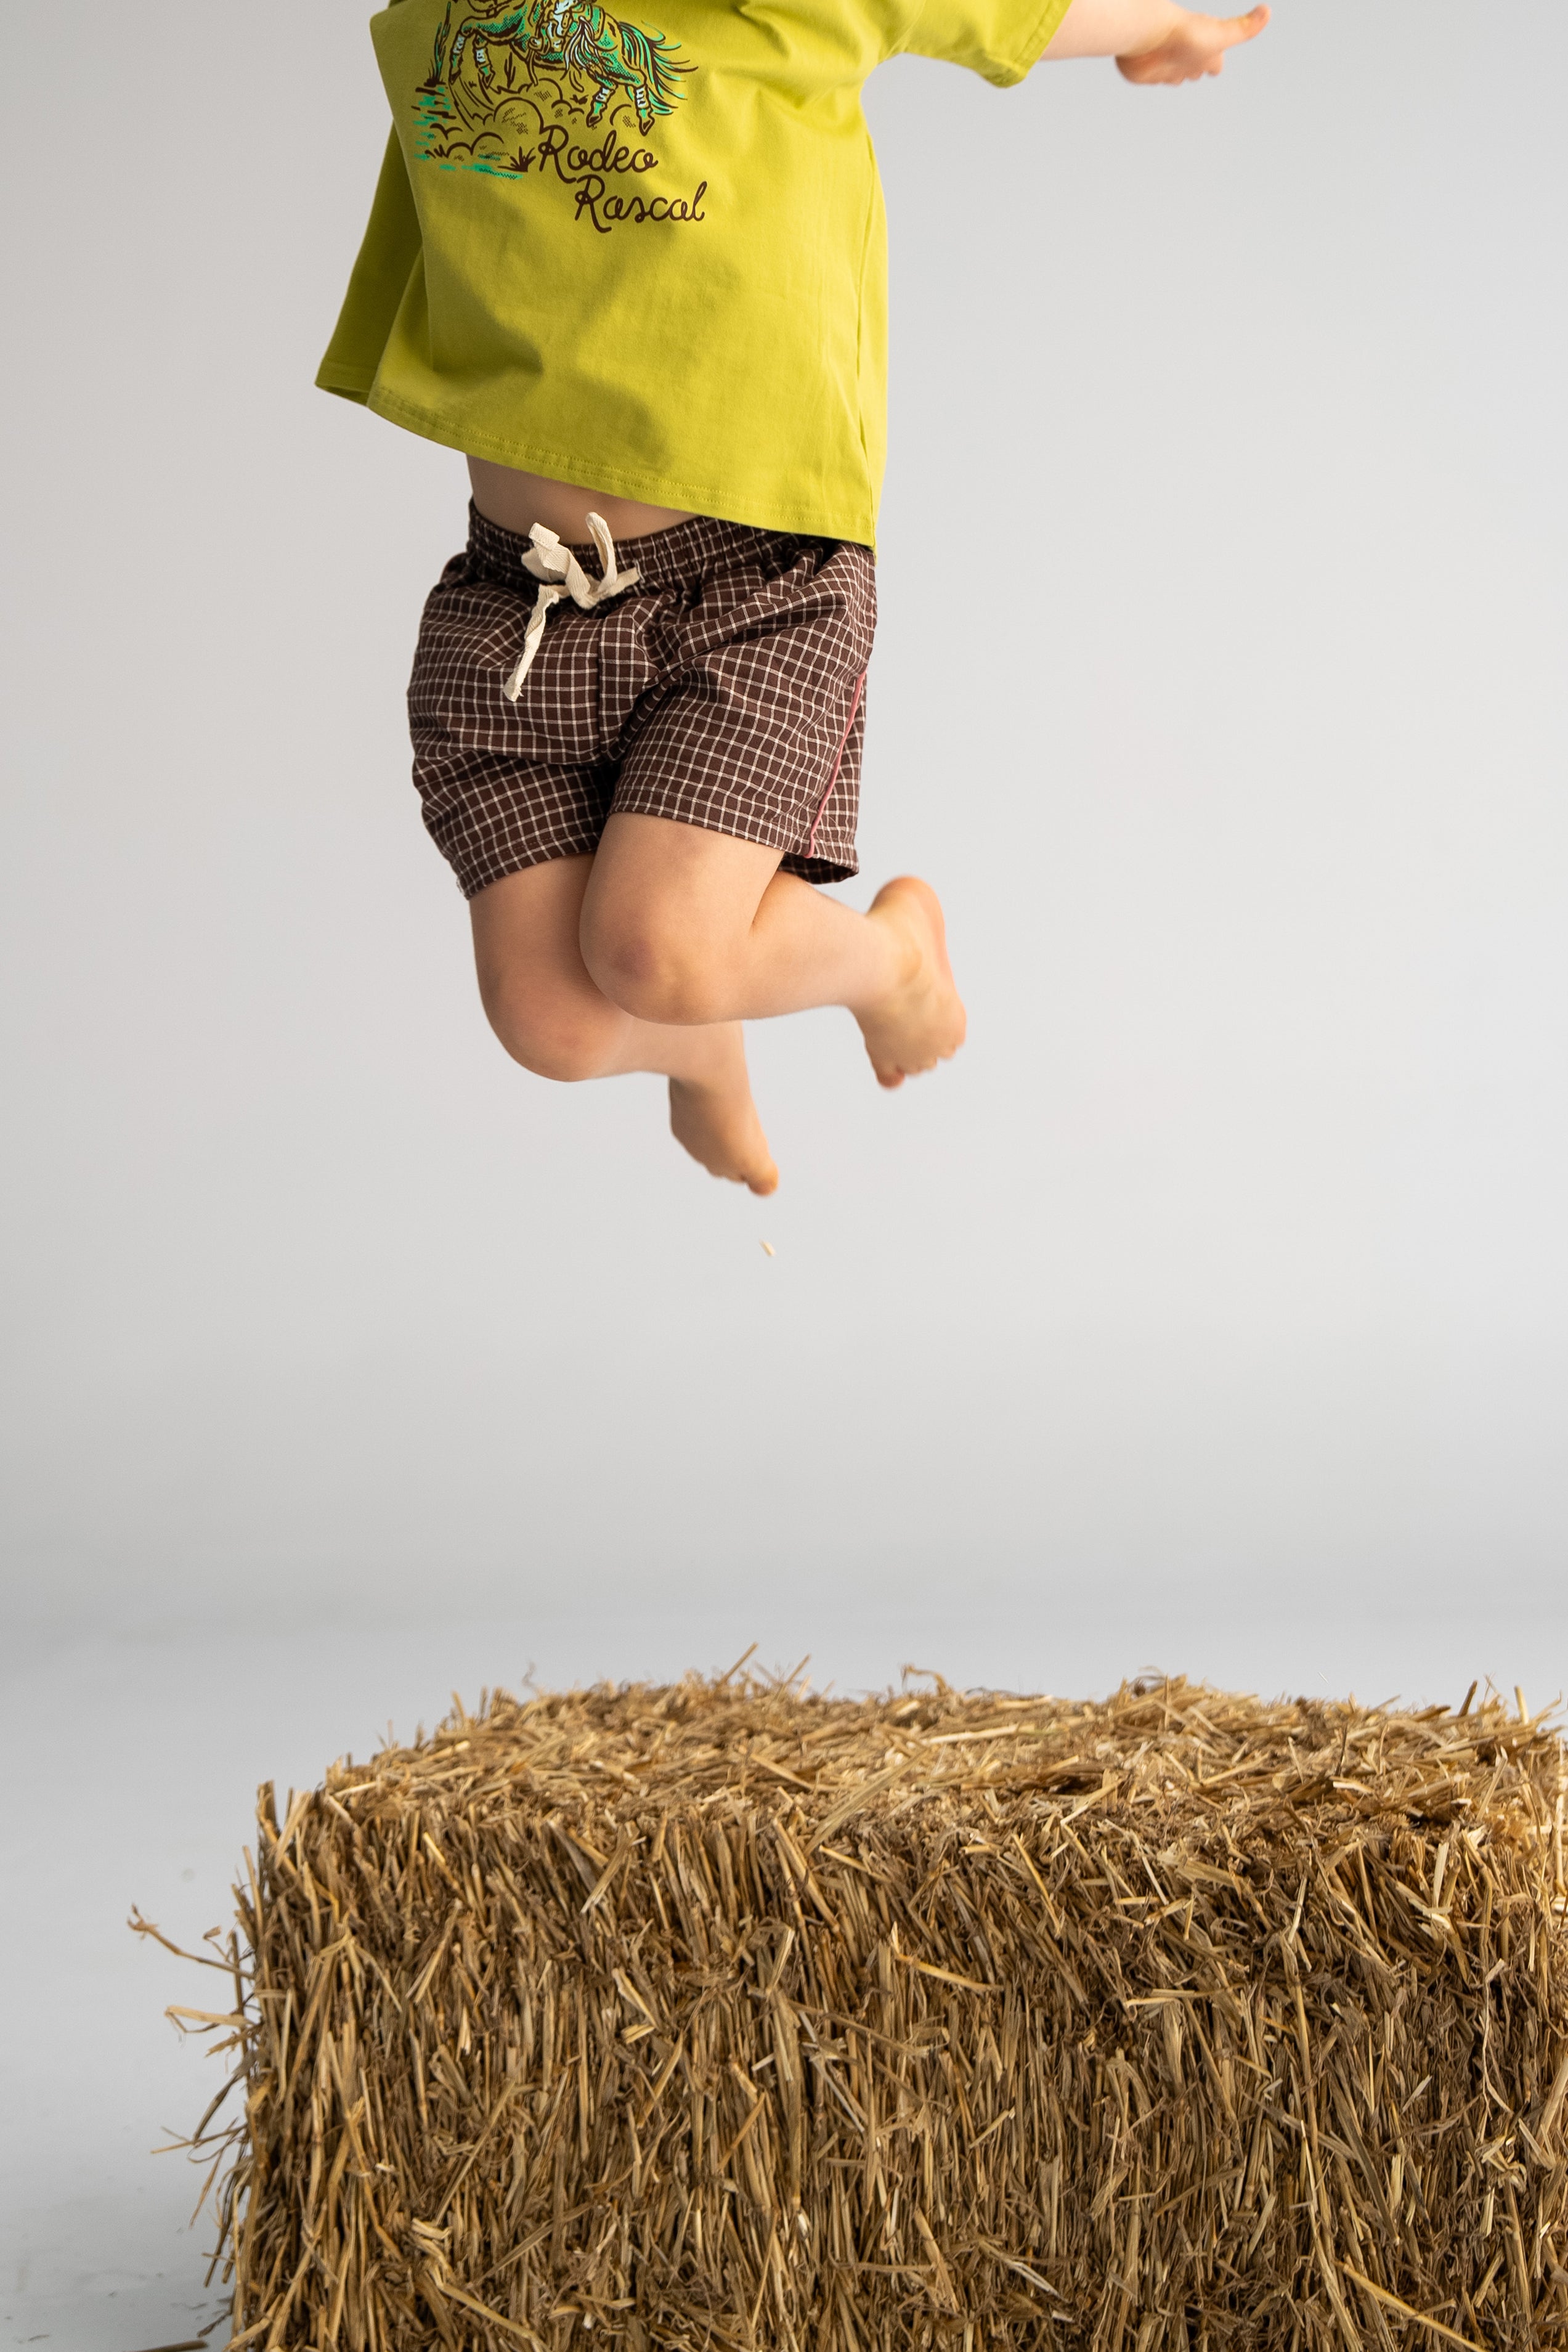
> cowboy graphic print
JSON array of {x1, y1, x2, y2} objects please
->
[{"x1": 419, "y1": 0, "x2": 693, "y2": 164}]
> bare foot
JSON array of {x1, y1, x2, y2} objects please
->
[
  {"x1": 855, "y1": 876, "x2": 967, "y2": 1089},
  {"x1": 667, "y1": 1032, "x2": 779, "y2": 1194}
]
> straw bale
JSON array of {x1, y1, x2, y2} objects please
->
[{"x1": 160, "y1": 1672, "x2": 1568, "y2": 2351}]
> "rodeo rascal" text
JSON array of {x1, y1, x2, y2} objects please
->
[{"x1": 511, "y1": 124, "x2": 708, "y2": 231}]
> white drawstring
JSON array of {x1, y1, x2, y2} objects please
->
[{"x1": 503, "y1": 512, "x2": 641, "y2": 701}]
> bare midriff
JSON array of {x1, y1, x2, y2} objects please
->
[{"x1": 467, "y1": 457, "x2": 697, "y2": 545}]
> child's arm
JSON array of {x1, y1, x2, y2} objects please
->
[{"x1": 1044, "y1": 0, "x2": 1267, "y2": 83}]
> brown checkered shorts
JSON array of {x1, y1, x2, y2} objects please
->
[{"x1": 408, "y1": 506, "x2": 875, "y2": 898}]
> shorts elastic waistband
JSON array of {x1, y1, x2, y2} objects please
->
[{"x1": 465, "y1": 502, "x2": 815, "y2": 596}]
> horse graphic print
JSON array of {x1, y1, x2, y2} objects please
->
[{"x1": 418, "y1": 0, "x2": 694, "y2": 176}]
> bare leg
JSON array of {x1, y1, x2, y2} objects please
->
[
  {"x1": 580, "y1": 816, "x2": 967, "y2": 1086},
  {"x1": 471, "y1": 860, "x2": 779, "y2": 1194}
]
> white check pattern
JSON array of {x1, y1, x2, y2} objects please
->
[{"x1": 408, "y1": 508, "x2": 874, "y2": 898}]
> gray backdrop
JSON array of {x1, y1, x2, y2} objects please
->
[{"x1": 3, "y1": 2, "x2": 1566, "y2": 2343}]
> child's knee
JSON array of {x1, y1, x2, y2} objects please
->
[
  {"x1": 580, "y1": 903, "x2": 730, "y2": 1026},
  {"x1": 481, "y1": 982, "x2": 615, "y2": 1083}
]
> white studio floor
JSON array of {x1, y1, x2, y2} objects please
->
[{"x1": 4, "y1": 1606, "x2": 1563, "y2": 2352}]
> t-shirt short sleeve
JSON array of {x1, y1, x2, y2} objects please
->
[{"x1": 900, "y1": 0, "x2": 1073, "y2": 85}]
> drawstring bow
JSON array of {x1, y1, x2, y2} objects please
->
[{"x1": 503, "y1": 512, "x2": 641, "y2": 700}]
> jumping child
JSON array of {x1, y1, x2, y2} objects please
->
[{"x1": 319, "y1": 0, "x2": 1268, "y2": 1195}]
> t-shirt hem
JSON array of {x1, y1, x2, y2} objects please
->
[
  {"x1": 359, "y1": 382, "x2": 879, "y2": 548},
  {"x1": 317, "y1": 360, "x2": 377, "y2": 403}
]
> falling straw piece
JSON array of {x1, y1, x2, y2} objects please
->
[{"x1": 760, "y1": 1240, "x2": 775, "y2": 1256}]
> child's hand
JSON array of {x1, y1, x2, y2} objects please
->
[{"x1": 1117, "y1": 5, "x2": 1268, "y2": 84}]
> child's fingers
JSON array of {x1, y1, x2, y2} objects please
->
[
  {"x1": 1214, "y1": 4, "x2": 1269, "y2": 46},
  {"x1": 1118, "y1": 4, "x2": 1267, "y2": 85}
]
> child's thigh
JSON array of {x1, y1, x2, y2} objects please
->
[
  {"x1": 583, "y1": 813, "x2": 784, "y2": 960},
  {"x1": 469, "y1": 856, "x2": 644, "y2": 1078},
  {"x1": 469, "y1": 854, "x2": 597, "y2": 1004}
]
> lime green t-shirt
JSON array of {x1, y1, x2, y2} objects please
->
[{"x1": 317, "y1": 0, "x2": 1072, "y2": 544}]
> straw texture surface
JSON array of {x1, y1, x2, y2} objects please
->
[{"x1": 154, "y1": 1673, "x2": 1568, "y2": 2351}]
